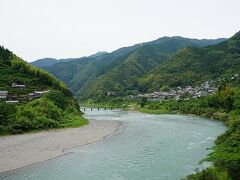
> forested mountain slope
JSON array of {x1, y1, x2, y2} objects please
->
[
  {"x1": 0, "y1": 46, "x2": 86, "y2": 135},
  {"x1": 79, "y1": 37, "x2": 227, "y2": 100},
  {"x1": 139, "y1": 31, "x2": 240, "y2": 92},
  {"x1": 31, "y1": 58, "x2": 58, "y2": 68},
  {"x1": 36, "y1": 43, "x2": 145, "y2": 94},
  {"x1": 32, "y1": 36, "x2": 225, "y2": 98}
]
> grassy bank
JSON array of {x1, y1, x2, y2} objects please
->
[
  {"x1": 59, "y1": 115, "x2": 88, "y2": 128},
  {"x1": 0, "y1": 115, "x2": 89, "y2": 136}
]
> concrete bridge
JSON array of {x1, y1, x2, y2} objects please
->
[{"x1": 80, "y1": 107, "x2": 117, "y2": 111}]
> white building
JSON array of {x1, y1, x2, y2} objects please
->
[
  {"x1": 29, "y1": 90, "x2": 51, "y2": 100},
  {"x1": 0, "y1": 91, "x2": 8, "y2": 99},
  {"x1": 12, "y1": 83, "x2": 26, "y2": 88},
  {"x1": 6, "y1": 100, "x2": 19, "y2": 104}
]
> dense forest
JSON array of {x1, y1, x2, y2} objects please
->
[
  {"x1": 78, "y1": 37, "x2": 226, "y2": 101},
  {"x1": 0, "y1": 46, "x2": 87, "y2": 135}
]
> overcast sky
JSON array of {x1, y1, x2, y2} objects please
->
[{"x1": 0, "y1": 0, "x2": 240, "y2": 62}]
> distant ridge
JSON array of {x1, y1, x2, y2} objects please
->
[
  {"x1": 31, "y1": 58, "x2": 58, "y2": 68},
  {"x1": 31, "y1": 35, "x2": 227, "y2": 99},
  {"x1": 88, "y1": 51, "x2": 108, "y2": 58},
  {"x1": 138, "y1": 31, "x2": 240, "y2": 92}
]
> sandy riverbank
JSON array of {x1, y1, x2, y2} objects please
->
[{"x1": 0, "y1": 120, "x2": 121, "y2": 173}]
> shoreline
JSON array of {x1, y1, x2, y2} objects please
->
[{"x1": 0, "y1": 120, "x2": 121, "y2": 174}]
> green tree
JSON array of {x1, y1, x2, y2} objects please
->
[
  {"x1": 138, "y1": 97, "x2": 147, "y2": 107},
  {"x1": 44, "y1": 90, "x2": 68, "y2": 109},
  {"x1": 0, "y1": 101, "x2": 16, "y2": 126}
]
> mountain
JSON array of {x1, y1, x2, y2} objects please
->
[
  {"x1": 43, "y1": 57, "x2": 106, "y2": 94},
  {"x1": 31, "y1": 58, "x2": 58, "y2": 68},
  {"x1": 0, "y1": 46, "x2": 85, "y2": 135},
  {"x1": 30, "y1": 57, "x2": 82, "y2": 68},
  {"x1": 79, "y1": 37, "x2": 227, "y2": 100},
  {"x1": 146, "y1": 36, "x2": 226, "y2": 47},
  {"x1": 38, "y1": 43, "x2": 144, "y2": 94},
  {"x1": 0, "y1": 50, "x2": 71, "y2": 96},
  {"x1": 88, "y1": 51, "x2": 108, "y2": 58},
  {"x1": 139, "y1": 31, "x2": 240, "y2": 92},
  {"x1": 32, "y1": 36, "x2": 226, "y2": 100}
]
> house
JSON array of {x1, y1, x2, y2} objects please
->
[
  {"x1": 11, "y1": 83, "x2": 26, "y2": 88},
  {"x1": 6, "y1": 100, "x2": 19, "y2": 104},
  {"x1": 186, "y1": 86, "x2": 192, "y2": 90},
  {"x1": 28, "y1": 93, "x2": 38, "y2": 100},
  {"x1": 28, "y1": 90, "x2": 50, "y2": 100},
  {"x1": 107, "y1": 91, "x2": 117, "y2": 96},
  {"x1": 129, "y1": 95, "x2": 134, "y2": 99},
  {"x1": 0, "y1": 91, "x2": 8, "y2": 99}
]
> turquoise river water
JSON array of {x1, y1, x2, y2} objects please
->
[{"x1": 0, "y1": 110, "x2": 226, "y2": 180}]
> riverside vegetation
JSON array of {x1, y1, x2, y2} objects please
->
[{"x1": 0, "y1": 46, "x2": 87, "y2": 135}]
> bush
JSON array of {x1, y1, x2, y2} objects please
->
[
  {"x1": 0, "y1": 125, "x2": 10, "y2": 135},
  {"x1": 206, "y1": 119, "x2": 240, "y2": 179},
  {"x1": 0, "y1": 101, "x2": 16, "y2": 126},
  {"x1": 212, "y1": 112, "x2": 229, "y2": 122},
  {"x1": 43, "y1": 90, "x2": 68, "y2": 109},
  {"x1": 186, "y1": 167, "x2": 228, "y2": 180},
  {"x1": 13, "y1": 98, "x2": 62, "y2": 131}
]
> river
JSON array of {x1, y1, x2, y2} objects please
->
[{"x1": 0, "y1": 109, "x2": 226, "y2": 180}]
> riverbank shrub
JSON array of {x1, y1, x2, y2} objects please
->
[
  {"x1": 0, "y1": 46, "x2": 86, "y2": 135},
  {"x1": 186, "y1": 166, "x2": 228, "y2": 180},
  {"x1": 0, "y1": 101, "x2": 16, "y2": 126},
  {"x1": 206, "y1": 119, "x2": 240, "y2": 179},
  {"x1": 13, "y1": 98, "x2": 62, "y2": 132}
]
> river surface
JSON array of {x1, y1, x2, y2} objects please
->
[{"x1": 1, "y1": 110, "x2": 226, "y2": 180}]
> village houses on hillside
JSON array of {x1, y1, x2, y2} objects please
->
[
  {"x1": 0, "y1": 82, "x2": 50, "y2": 103},
  {"x1": 137, "y1": 81, "x2": 217, "y2": 102},
  {"x1": 0, "y1": 91, "x2": 8, "y2": 99}
]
